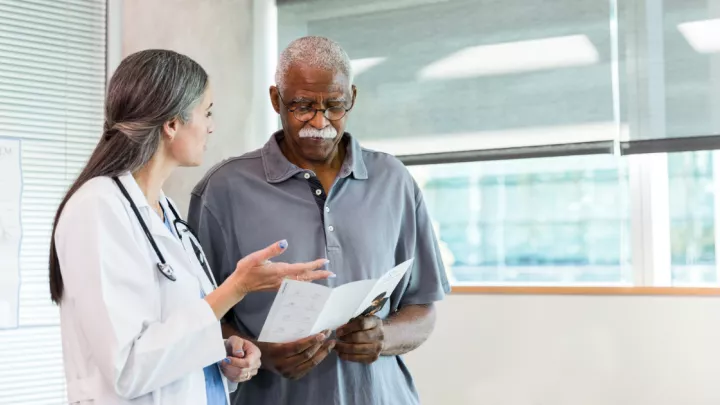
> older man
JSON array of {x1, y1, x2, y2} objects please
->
[{"x1": 188, "y1": 36, "x2": 450, "y2": 405}]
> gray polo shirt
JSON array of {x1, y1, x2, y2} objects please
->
[{"x1": 188, "y1": 131, "x2": 450, "y2": 405}]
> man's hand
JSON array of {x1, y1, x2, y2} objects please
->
[
  {"x1": 334, "y1": 316, "x2": 385, "y2": 364},
  {"x1": 220, "y1": 336, "x2": 261, "y2": 382},
  {"x1": 256, "y1": 331, "x2": 335, "y2": 380}
]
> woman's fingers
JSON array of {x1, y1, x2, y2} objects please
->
[
  {"x1": 219, "y1": 355, "x2": 259, "y2": 382},
  {"x1": 240, "y1": 240, "x2": 288, "y2": 267},
  {"x1": 281, "y1": 258, "x2": 331, "y2": 275},
  {"x1": 226, "y1": 336, "x2": 245, "y2": 357},
  {"x1": 298, "y1": 270, "x2": 336, "y2": 282},
  {"x1": 233, "y1": 244, "x2": 335, "y2": 292},
  {"x1": 281, "y1": 261, "x2": 334, "y2": 282},
  {"x1": 222, "y1": 356, "x2": 253, "y2": 370}
]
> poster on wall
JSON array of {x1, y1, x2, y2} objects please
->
[{"x1": 0, "y1": 137, "x2": 21, "y2": 329}]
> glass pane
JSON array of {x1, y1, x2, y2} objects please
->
[
  {"x1": 669, "y1": 151, "x2": 717, "y2": 284},
  {"x1": 277, "y1": 0, "x2": 617, "y2": 155},
  {"x1": 619, "y1": 0, "x2": 720, "y2": 139},
  {"x1": 408, "y1": 154, "x2": 632, "y2": 285}
]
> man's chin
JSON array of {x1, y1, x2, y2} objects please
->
[
  {"x1": 299, "y1": 149, "x2": 333, "y2": 163},
  {"x1": 298, "y1": 140, "x2": 334, "y2": 158}
]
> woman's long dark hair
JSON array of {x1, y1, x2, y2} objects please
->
[{"x1": 49, "y1": 49, "x2": 208, "y2": 304}]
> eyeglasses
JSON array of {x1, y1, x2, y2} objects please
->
[{"x1": 277, "y1": 91, "x2": 354, "y2": 122}]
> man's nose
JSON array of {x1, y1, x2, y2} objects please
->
[{"x1": 308, "y1": 109, "x2": 330, "y2": 129}]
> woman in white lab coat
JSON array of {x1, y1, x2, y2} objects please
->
[{"x1": 47, "y1": 49, "x2": 333, "y2": 405}]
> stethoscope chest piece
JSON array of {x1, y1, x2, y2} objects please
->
[{"x1": 157, "y1": 263, "x2": 177, "y2": 282}]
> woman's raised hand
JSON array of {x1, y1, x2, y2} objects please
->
[{"x1": 228, "y1": 240, "x2": 334, "y2": 295}]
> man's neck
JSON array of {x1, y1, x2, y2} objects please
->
[
  {"x1": 280, "y1": 136, "x2": 347, "y2": 192},
  {"x1": 280, "y1": 137, "x2": 346, "y2": 176}
]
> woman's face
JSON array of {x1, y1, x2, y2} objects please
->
[{"x1": 167, "y1": 86, "x2": 215, "y2": 167}]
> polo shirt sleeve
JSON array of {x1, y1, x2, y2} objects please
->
[
  {"x1": 187, "y1": 193, "x2": 235, "y2": 287},
  {"x1": 398, "y1": 184, "x2": 452, "y2": 307}
]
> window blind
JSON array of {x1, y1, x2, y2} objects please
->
[{"x1": 0, "y1": 0, "x2": 106, "y2": 403}]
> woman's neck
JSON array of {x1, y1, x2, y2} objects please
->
[{"x1": 132, "y1": 154, "x2": 175, "y2": 217}]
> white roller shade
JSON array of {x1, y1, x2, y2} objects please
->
[{"x1": 0, "y1": 0, "x2": 106, "y2": 403}]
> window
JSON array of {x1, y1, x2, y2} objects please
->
[
  {"x1": 408, "y1": 155, "x2": 631, "y2": 285},
  {"x1": 278, "y1": 0, "x2": 617, "y2": 153},
  {"x1": 276, "y1": 0, "x2": 720, "y2": 287},
  {"x1": 0, "y1": 1, "x2": 107, "y2": 403},
  {"x1": 669, "y1": 151, "x2": 718, "y2": 285}
]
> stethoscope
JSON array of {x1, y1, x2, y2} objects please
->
[{"x1": 112, "y1": 177, "x2": 217, "y2": 288}]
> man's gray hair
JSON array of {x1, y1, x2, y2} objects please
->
[{"x1": 275, "y1": 36, "x2": 353, "y2": 90}]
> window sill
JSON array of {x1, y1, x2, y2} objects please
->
[{"x1": 450, "y1": 285, "x2": 720, "y2": 296}]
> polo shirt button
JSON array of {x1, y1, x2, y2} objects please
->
[
  {"x1": 315, "y1": 189, "x2": 322, "y2": 196},
  {"x1": 325, "y1": 206, "x2": 330, "y2": 213},
  {"x1": 328, "y1": 225, "x2": 335, "y2": 232},
  {"x1": 304, "y1": 173, "x2": 311, "y2": 179}
]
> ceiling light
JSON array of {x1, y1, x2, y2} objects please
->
[
  {"x1": 351, "y1": 57, "x2": 386, "y2": 76},
  {"x1": 418, "y1": 35, "x2": 600, "y2": 80},
  {"x1": 678, "y1": 18, "x2": 720, "y2": 53}
]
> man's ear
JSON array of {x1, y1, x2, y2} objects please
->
[
  {"x1": 269, "y1": 86, "x2": 281, "y2": 114},
  {"x1": 351, "y1": 85, "x2": 357, "y2": 107}
]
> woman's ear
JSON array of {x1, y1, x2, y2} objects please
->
[{"x1": 162, "y1": 118, "x2": 180, "y2": 140}]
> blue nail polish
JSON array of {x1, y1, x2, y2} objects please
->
[
  {"x1": 279, "y1": 240, "x2": 288, "y2": 249},
  {"x1": 224, "y1": 358, "x2": 231, "y2": 364}
]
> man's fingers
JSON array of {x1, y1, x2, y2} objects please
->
[
  {"x1": 288, "y1": 340, "x2": 335, "y2": 379},
  {"x1": 241, "y1": 240, "x2": 289, "y2": 266},
  {"x1": 334, "y1": 341, "x2": 379, "y2": 355},
  {"x1": 337, "y1": 352, "x2": 376, "y2": 364},
  {"x1": 334, "y1": 341, "x2": 379, "y2": 364},
  {"x1": 274, "y1": 333, "x2": 327, "y2": 357},
  {"x1": 336, "y1": 328, "x2": 384, "y2": 344},
  {"x1": 336, "y1": 316, "x2": 379, "y2": 337},
  {"x1": 283, "y1": 341, "x2": 324, "y2": 367}
]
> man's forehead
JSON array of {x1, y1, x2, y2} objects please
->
[
  {"x1": 288, "y1": 89, "x2": 347, "y2": 101},
  {"x1": 283, "y1": 64, "x2": 350, "y2": 98}
]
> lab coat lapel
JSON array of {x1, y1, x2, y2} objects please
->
[
  {"x1": 116, "y1": 172, "x2": 182, "y2": 246},
  {"x1": 116, "y1": 173, "x2": 192, "y2": 286},
  {"x1": 161, "y1": 199, "x2": 216, "y2": 294},
  {"x1": 146, "y1": 204, "x2": 181, "y2": 245},
  {"x1": 116, "y1": 173, "x2": 207, "y2": 292}
]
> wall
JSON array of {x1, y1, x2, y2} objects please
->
[
  {"x1": 121, "y1": 0, "x2": 256, "y2": 214},
  {"x1": 404, "y1": 294, "x2": 720, "y2": 405}
]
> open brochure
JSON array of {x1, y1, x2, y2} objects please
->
[{"x1": 258, "y1": 258, "x2": 414, "y2": 343}]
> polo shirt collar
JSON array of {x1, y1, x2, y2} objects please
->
[{"x1": 261, "y1": 130, "x2": 368, "y2": 184}]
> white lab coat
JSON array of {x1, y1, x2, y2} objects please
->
[{"x1": 54, "y1": 172, "x2": 233, "y2": 405}]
